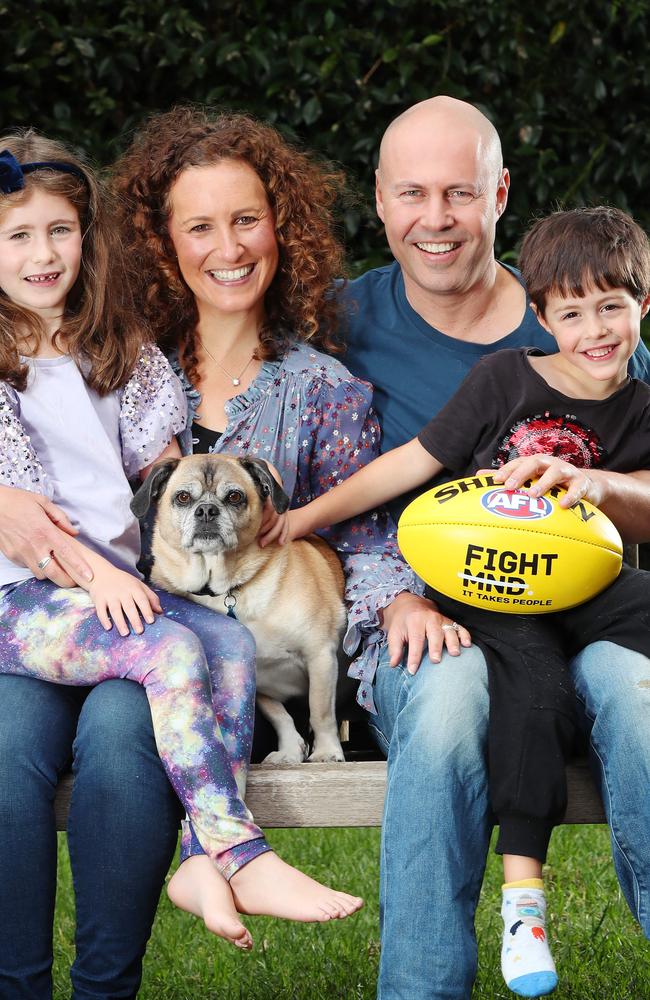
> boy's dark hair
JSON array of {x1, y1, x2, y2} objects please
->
[{"x1": 519, "y1": 206, "x2": 650, "y2": 315}]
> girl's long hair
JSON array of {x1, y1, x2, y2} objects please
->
[
  {"x1": 112, "y1": 106, "x2": 348, "y2": 386},
  {"x1": 0, "y1": 130, "x2": 146, "y2": 393}
]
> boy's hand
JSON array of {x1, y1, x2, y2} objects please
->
[
  {"x1": 257, "y1": 497, "x2": 290, "y2": 547},
  {"x1": 258, "y1": 502, "x2": 315, "y2": 547},
  {"x1": 480, "y1": 455, "x2": 604, "y2": 509},
  {"x1": 88, "y1": 562, "x2": 162, "y2": 637}
]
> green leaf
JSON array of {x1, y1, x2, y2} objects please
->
[
  {"x1": 302, "y1": 95, "x2": 322, "y2": 125},
  {"x1": 549, "y1": 21, "x2": 566, "y2": 44}
]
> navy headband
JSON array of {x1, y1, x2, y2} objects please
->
[{"x1": 0, "y1": 149, "x2": 88, "y2": 195}]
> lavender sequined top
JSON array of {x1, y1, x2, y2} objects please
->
[
  {"x1": 173, "y1": 340, "x2": 421, "y2": 713},
  {"x1": 0, "y1": 344, "x2": 186, "y2": 584}
]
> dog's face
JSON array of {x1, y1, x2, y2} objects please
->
[{"x1": 131, "y1": 454, "x2": 290, "y2": 555}]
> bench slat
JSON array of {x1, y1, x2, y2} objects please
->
[{"x1": 53, "y1": 759, "x2": 604, "y2": 831}]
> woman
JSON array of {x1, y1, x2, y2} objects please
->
[{"x1": 112, "y1": 106, "x2": 431, "y2": 922}]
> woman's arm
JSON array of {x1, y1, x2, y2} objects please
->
[{"x1": 0, "y1": 485, "x2": 93, "y2": 586}]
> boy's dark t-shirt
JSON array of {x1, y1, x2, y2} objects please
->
[{"x1": 418, "y1": 348, "x2": 650, "y2": 479}]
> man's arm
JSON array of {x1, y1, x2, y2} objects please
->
[{"x1": 0, "y1": 486, "x2": 93, "y2": 587}]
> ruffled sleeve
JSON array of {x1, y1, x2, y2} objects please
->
[
  {"x1": 0, "y1": 382, "x2": 53, "y2": 496},
  {"x1": 292, "y1": 370, "x2": 421, "y2": 713},
  {"x1": 119, "y1": 344, "x2": 188, "y2": 478}
]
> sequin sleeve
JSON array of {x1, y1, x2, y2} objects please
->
[
  {"x1": 0, "y1": 382, "x2": 54, "y2": 496},
  {"x1": 119, "y1": 344, "x2": 188, "y2": 478},
  {"x1": 292, "y1": 373, "x2": 421, "y2": 713}
]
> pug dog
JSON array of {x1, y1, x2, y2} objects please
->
[{"x1": 131, "y1": 454, "x2": 346, "y2": 764}]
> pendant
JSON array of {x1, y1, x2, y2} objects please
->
[{"x1": 233, "y1": 378, "x2": 240, "y2": 386}]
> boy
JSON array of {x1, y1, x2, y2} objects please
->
[{"x1": 283, "y1": 207, "x2": 650, "y2": 997}]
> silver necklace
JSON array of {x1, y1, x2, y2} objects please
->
[{"x1": 199, "y1": 339, "x2": 256, "y2": 387}]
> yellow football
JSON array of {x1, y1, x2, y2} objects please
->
[{"x1": 397, "y1": 474, "x2": 623, "y2": 613}]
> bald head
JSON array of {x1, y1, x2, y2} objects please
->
[
  {"x1": 378, "y1": 96, "x2": 503, "y2": 186},
  {"x1": 374, "y1": 95, "x2": 510, "y2": 308}
]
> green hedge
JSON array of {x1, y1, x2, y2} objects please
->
[{"x1": 2, "y1": 0, "x2": 649, "y2": 271}]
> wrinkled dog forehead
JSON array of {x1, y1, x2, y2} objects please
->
[{"x1": 166, "y1": 456, "x2": 257, "y2": 503}]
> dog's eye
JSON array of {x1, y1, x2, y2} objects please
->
[
  {"x1": 175, "y1": 491, "x2": 192, "y2": 505},
  {"x1": 226, "y1": 490, "x2": 244, "y2": 505}
]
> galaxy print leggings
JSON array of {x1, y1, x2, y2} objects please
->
[{"x1": 0, "y1": 577, "x2": 271, "y2": 879}]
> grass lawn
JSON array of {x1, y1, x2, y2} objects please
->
[{"x1": 52, "y1": 824, "x2": 649, "y2": 999}]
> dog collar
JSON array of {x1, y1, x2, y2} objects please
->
[{"x1": 191, "y1": 583, "x2": 238, "y2": 619}]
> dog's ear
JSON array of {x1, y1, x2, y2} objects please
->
[
  {"x1": 130, "y1": 459, "x2": 180, "y2": 519},
  {"x1": 240, "y1": 457, "x2": 290, "y2": 514}
]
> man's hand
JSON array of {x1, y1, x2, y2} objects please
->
[
  {"x1": 381, "y1": 591, "x2": 471, "y2": 675},
  {"x1": 480, "y1": 455, "x2": 605, "y2": 509},
  {"x1": 88, "y1": 561, "x2": 162, "y2": 637},
  {"x1": 0, "y1": 486, "x2": 93, "y2": 587}
]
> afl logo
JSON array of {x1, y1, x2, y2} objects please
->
[{"x1": 480, "y1": 489, "x2": 553, "y2": 521}]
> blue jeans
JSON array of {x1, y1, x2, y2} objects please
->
[
  {"x1": 368, "y1": 639, "x2": 650, "y2": 1000},
  {"x1": 571, "y1": 640, "x2": 650, "y2": 933},
  {"x1": 0, "y1": 676, "x2": 180, "y2": 1000}
]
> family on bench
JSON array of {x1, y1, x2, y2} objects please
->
[{"x1": 2, "y1": 95, "x2": 650, "y2": 1000}]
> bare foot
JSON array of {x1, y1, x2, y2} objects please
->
[
  {"x1": 167, "y1": 856, "x2": 253, "y2": 949},
  {"x1": 230, "y1": 851, "x2": 363, "y2": 922}
]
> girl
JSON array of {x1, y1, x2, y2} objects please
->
[{"x1": 0, "y1": 131, "x2": 362, "y2": 962}]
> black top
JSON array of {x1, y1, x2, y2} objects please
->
[
  {"x1": 191, "y1": 421, "x2": 222, "y2": 454},
  {"x1": 418, "y1": 348, "x2": 650, "y2": 476}
]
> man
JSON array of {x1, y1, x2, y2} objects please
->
[{"x1": 339, "y1": 96, "x2": 650, "y2": 999}]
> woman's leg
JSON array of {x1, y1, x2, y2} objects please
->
[
  {"x1": 0, "y1": 675, "x2": 80, "y2": 1000},
  {"x1": 69, "y1": 681, "x2": 181, "y2": 999}
]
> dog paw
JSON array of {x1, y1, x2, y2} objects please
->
[
  {"x1": 261, "y1": 748, "x2": 307, "y2": 765},
  {"x1": 308, "y1": 747, "x2": 345, "y2": 763}
]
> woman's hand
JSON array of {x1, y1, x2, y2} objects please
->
[
  {"x1": 381, "y1": 591, "x2": 471, "y2": 675},
  {"x1": 0, "y1": 486, "x2": 93, "y2": 587},
  {"x1": 480, "y1": 455, "x2": 605, "y2": 509},
  {"x1": 87, "y1": 562, "x2": 163, "y2": 637}
]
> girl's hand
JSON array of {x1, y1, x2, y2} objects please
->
[
  {"x1": 479, "y1": 455, "x2": 604, "y2": 509},
  {"x1": 88, "y1": 563, "x2": 162, "y2": 637}
]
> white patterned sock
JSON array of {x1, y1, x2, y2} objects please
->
[{"x1": 501, "y1": 879, "x2": 558, "y2": 997}]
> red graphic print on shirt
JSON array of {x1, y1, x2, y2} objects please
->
[{"x1": 493, "y1": 412, "x2": 605, "y2": 469}]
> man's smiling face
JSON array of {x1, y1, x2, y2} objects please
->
[{"x1": 375, "y1": 112, "x2": 509, "y2": 307}]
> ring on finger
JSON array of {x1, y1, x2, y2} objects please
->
[
  {"x1": 441, "y1": 621, "x2": 461, "y2": 633},
  {"x1": 37, "y1": 553, "x2": 53, "y2": 571}
]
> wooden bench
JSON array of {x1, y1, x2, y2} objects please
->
[
  {"x1": 55, "y1": 542, "x2": 639, "y2": 832},
  {"x1": 53, "y1": 546, "x2": 639, "y2": 832},
  {"x1": 53, "y1": 757, "x2": 604, "y2": 831}
]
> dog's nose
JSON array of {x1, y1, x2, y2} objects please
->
[{"x1": 194, "y1": 503, "x2": 219, "y2": 522}]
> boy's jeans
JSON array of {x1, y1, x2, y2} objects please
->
[{"x1": 369, "y1": 639, "x2": 650, "y2": 1000}]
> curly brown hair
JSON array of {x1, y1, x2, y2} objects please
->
[
  {"x1": 0, "y1": 130, "x2": 146, "y2": 394},
  {"x1": 112, "y1": 106, "x2": 348, "y2": 385}
]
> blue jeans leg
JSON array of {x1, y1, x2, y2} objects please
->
[
  {"x1": 0, "y1": 675, "x2": 79, "y2": 1000},
  {"x1": 68, "y1": 680, "x2": 181, "y2": 1000},
  {"x1": 570, "y1": 640, "x2": 650, "y2": 934},
  {"x1": 369, "y1": 642, "x2": 491, "y2": 1000}
]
